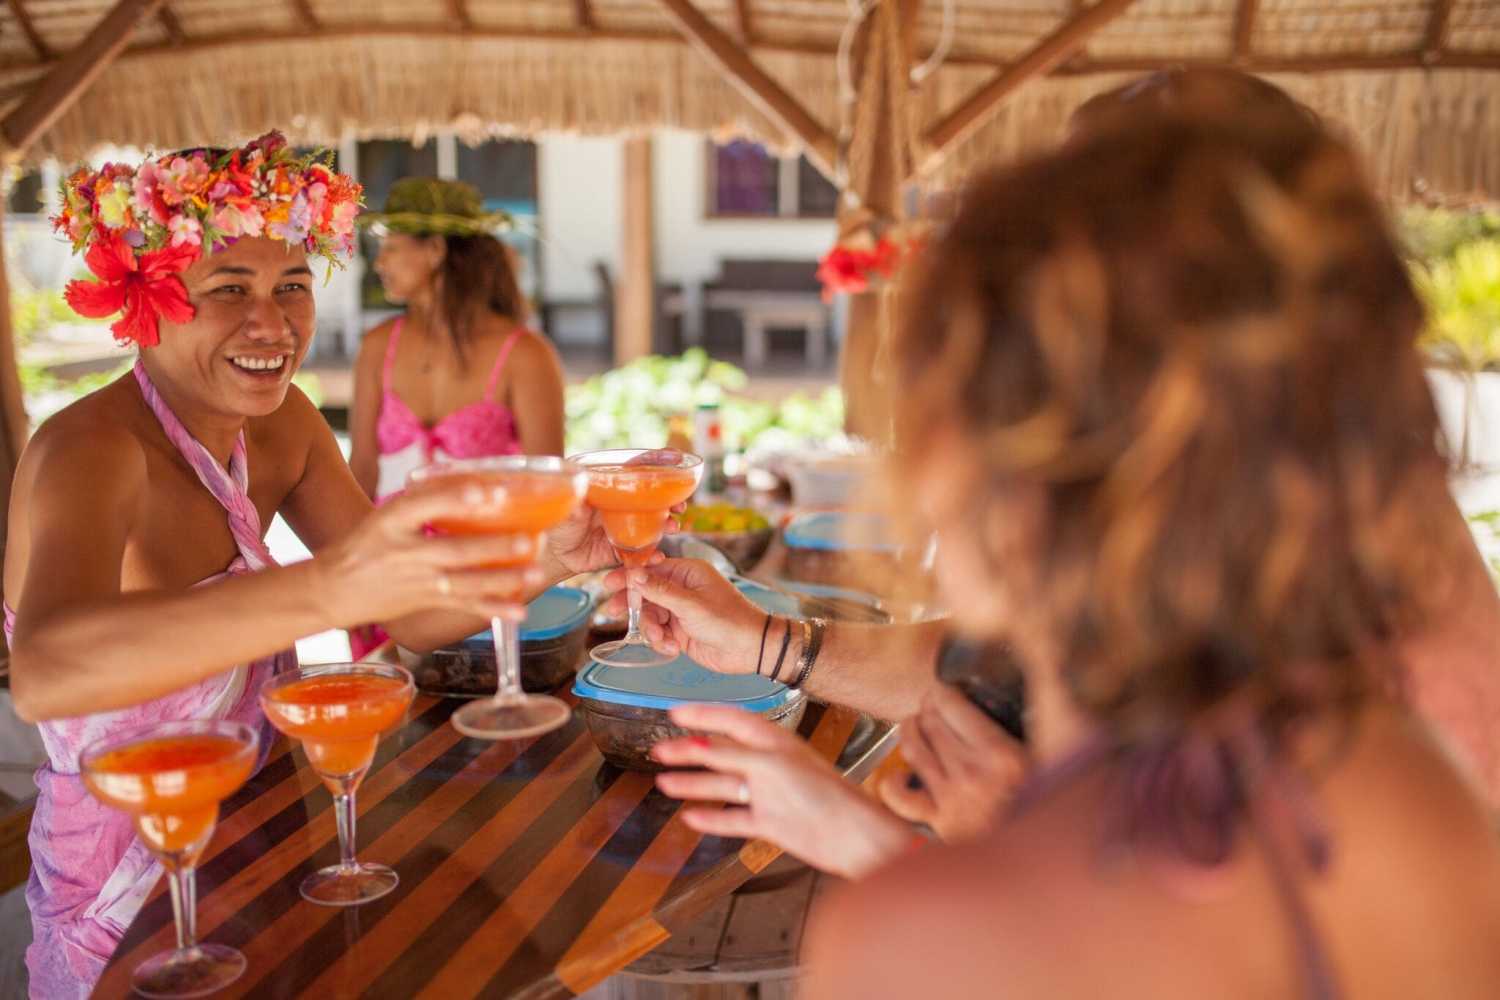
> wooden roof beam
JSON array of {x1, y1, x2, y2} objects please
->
[
  {"x1": 1422, "y1": 0, "x2": 1455, "y2": 62},
  {"x1": 6, "y1": 0, "x2": 50, "y2": 61},
  {"x1": 159, "y1": 3, "x2": 186, "y2": 46},
  {"x1": 289, "y1": 0, "x2": 321, "y2": 31},
  {"x1": 1232, "y1": 0, "x2": 1257, "y2": 61},
  {"x1": 657, "y1": 0, "x2": 838, "y2": 177},
  {"x1": 921, "y1": 0, "x2": 1138, "y2": 171},
  {"x1": 448, "y1": 0, "x2": 472, "y2": 31},
  {"x1": 1, "y1": 0, "x2": 165, "y2": 154},
  {"x1": 573, "y1": 0, "x2": 594, "y2": 32},
  {"x1": 733, "y1": 0, "x2": 753, "y2": 44}
]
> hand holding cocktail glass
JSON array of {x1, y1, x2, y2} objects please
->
[
  {"x1": 409, "y1": 456, "x2": 588, "y2": 739},
  {"x1": 569, "y1": 449, "x2": 703, "y2": 668}
]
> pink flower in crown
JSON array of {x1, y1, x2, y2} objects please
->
[
  {"x1": 131, "y1": 163, "x2": 171, "y2": 226},
  {"x1": 330, "y1": 199, "x2": 359, "y2": 238},
  {"x1": 213, "y1": 201, "x2": 264, "y2": 240},
  {"x1": 157, "y1": 155, "x2": 211, "y2": 207},
  {"x1": 168, "y1": 214, "x2": 203, "y2": 249},
  {"x1": 303, "y1": 180, "x2": 328, "y2": 227}
]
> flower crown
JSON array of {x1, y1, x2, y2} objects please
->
[{"x1": 52, "y1": 131, "x2": 363, "y2": 348}]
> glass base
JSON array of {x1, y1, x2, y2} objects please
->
[
  {"x1": 451, "y1": 693, "x2": 572, "y2": 740},
  {"x1": 132, "y1": 944, "x2": 246, "y2": 998},
  {"x1": 589, "y1": 637, "x2": 676, "y2": 669},
  {"x1": 299, "y1": 861, "x2": 399, "y2": 907}
]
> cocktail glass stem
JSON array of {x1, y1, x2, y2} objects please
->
[
  {"x1": 492, "y1": 614, "x2": 522, "y2": 702},
  {"x1": 625, "y1": 583, "x2": 647, "y2": 645},
  {"x1": 334, "y1": 787, "x2": 359, "y2": 873},
  {"x1": 165, "y1": 858, "x2": 197, "y2": 953}
]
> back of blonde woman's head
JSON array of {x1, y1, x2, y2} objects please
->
[{"x1": 895, "y1": 107, "x2": 1447, "y2": 740}]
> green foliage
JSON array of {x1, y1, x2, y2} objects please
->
[
  {"x1": 564, "y1": 347, "x2": 844, "y2": 453},
  {"x1": 1399, "y1": 207, "x2": 1500, "y2": 265},
  {"x1": 1414, "y1": 239, "x2": 1500, "y2": 372},
  {"x1": 1466, "y1": 509, "x2": 1500, "y2": 588},
  {"x1": 11, "y1": 285, "x2": 81, "y2": 346}
]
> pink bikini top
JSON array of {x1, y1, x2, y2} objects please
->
[{"x1": 375, "y1": 317, "x2": 525, "y2": 460}]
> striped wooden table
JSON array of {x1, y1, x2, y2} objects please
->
[{"x1": 93, "y1": 693, "x2": 893, "y2": 999}]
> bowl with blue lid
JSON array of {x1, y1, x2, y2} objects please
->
[
  {"x1": 574, "y1": 579, "x2": 807, "y2": 771},
  {"x1": 414, "y1": 586, "x2": 594, "y2": 698}
]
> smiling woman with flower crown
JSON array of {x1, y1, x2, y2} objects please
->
[{"x1": 3, "y1": 133, "x2": 623, "y2": 998}]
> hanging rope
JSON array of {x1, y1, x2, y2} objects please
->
[{"x1": 909, "y1": 0, "x2": 956, "y2": 84}]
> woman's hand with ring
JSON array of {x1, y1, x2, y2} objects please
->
[{"x1": 652, "y1": 704, "x2": 913, "y2": 879}]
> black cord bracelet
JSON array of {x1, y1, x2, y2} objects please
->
[
  {"x1": 769, "y1": 617, "x2": 793, "y2": 683},
  {"x1": 755, "y1": 613, "x2": 772, "y2": 676}
]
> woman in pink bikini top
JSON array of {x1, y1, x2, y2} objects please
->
[{"x1": 349, "y1": 178, "x2": 566, "y2": 503}]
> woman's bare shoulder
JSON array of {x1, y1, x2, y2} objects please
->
[
  {"x1": 356, "y1": 319, "x2": 399, "y2": 364},
  {"x1": 22, "y1": 378, "x2": 148, "y2": 478},
  {"x1": 501, "y1": 325, "x2": 563, "y2": 371}
]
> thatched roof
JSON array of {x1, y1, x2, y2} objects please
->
[{"x1": 0, "y1": 0, "x2": 1496, "y2": 202}]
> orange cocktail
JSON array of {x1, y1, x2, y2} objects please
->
[
  {"x1": 425, "y1": 469, "x2": 585, "y2": 571},
  {"x1": 585, "y1": 464, "x2": 701, "y2": 561},
  {"x1": 260, "y1": 663, "x2": 414, "y2": 906},
  {"x1": 409, "y1": 456, "x2": 588, "y2": 740},
  {"x1": 261, "y1": 672, "x2": 411, "y2": 783},
  {"x1": 81, "y1": 719, "x2": 259, "y2": 998},
  {"x1": 570, "y1": 449, "x2": 703, "y2": 668}
]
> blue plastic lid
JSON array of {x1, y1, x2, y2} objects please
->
[
  {"x1": 463, "y1": 586, "x2": 593, "y2": 645},
  {"x1": 573, "y1": 579, "x2": 801, "y2": 712},
  {"x1": 783, "y1": 511, "x2": 899, "y2": 553}
]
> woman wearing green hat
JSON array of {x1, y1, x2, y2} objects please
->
[
  {"x1": 347, "y1": 178, "x2": 566, "y2": 656},
  {"x1": 349, "y1": 177, "x2": 565, "y2": 501}
]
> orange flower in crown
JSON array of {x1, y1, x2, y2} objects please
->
[{"x1": 52, "y1": 131, "x2": 364, "y2": 348}]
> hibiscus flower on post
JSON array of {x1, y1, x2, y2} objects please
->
[{"x1": 815, "y1": 216, "x2": 923, "y2": 303}]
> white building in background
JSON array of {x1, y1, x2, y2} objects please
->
[{"x1": 5, "y1": 129, "x2": 841, "y2": 369}]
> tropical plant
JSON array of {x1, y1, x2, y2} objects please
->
[
  {"x1": 1413, "y1": 239, "x2": 1500, "y2": 468},
  {"x1": 564, "y1": 347, "x2": 844, "y2": 453}
]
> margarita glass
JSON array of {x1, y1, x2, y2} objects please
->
[
  {"x1": 570, "y1": 449, "x2": 703, "y2": 668},
  {"x1": 260, "y1": 663, "x2": 414, "y2": 905},
  {"x1": 409, "y1": 455, "x2": 588, "y2": 739},
  {"x1": 81, "y1": 719, "x2": 259, "y2": 998}
]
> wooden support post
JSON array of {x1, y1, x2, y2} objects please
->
[
  {"x1": 920, "y1": 0, "x2": 1137, "y2": 172},
  {"x1": 657, "y1": 0, "x2": 839, "y2": 178},
  {"x1": 0, "y1": 202, "x2": 29, "y2": 557},
  {"x1": 838, "y1": 0, "x2": 921, "y2": 443},
  {"x1": 0, "y1": 0, "x2": 166, "y2": 153},
  {"x1": 616, "y1": 135, "x2": 655, "y2": 366}
]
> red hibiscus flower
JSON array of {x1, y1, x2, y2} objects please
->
[
  {"x1": 816, "y1": 246, "x2": 875, "y2": 301},
  {"x1": 63, "y1": 231, "x2": 198, "y2": 348}
]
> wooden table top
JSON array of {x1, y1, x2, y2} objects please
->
[{"x1": 93, "y1": 692, "x2": 893, "y2": 999}]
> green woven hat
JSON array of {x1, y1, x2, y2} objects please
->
[{"x1": 358, "y1": 177, "x2": 512, "y2": 236}]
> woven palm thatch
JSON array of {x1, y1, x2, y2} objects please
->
[{"x1": 0, "y1": 0, "x2": 1495, "y2": 202}]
